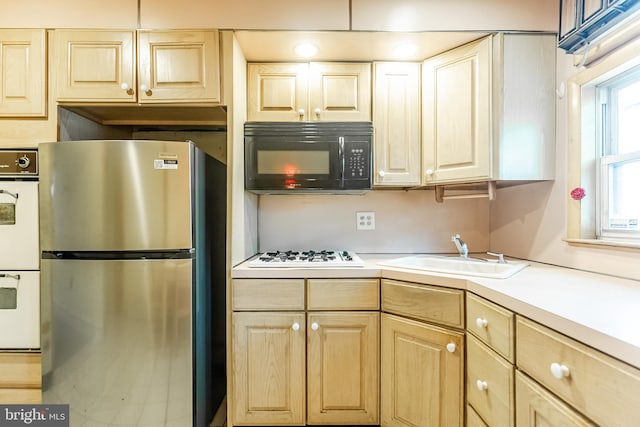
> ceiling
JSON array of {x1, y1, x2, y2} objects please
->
[{"x1": 234, "y1": 30, "x2": 490, "y2": 62}]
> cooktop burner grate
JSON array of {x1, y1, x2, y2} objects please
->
[{"x1": 248, "y1": 250, "x2": 364, "y2": 268}]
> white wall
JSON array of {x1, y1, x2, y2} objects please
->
[
  {"x1": 490, "y1": 51, "x2": 640, "y2": 281},
  {"x1": 258, "y1": 190, "x2": 490, "y2": 254}
]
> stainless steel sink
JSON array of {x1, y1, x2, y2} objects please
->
[{"x1": 378, "y1": 255, "x2": 528, "y2": 279}]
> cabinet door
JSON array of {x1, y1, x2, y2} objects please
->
[
  {"x1": 381, "y1": 313, "x2": 464, "y2": 427},
  {"x1": 0, "y1": 29, "x2": 46, "y2": 117},
  {"x1": 515, "y1": 371, "x2": 595, "y2": 426},
  {"x1": 247, "y1": 63, "x2": 308, "y2": 121},
  {"x1": 373, "y1": 62, "x2": 421, "y2": 186},
  {"x1": 308, "y1": 62, "x2": 371, "y2": 121},
  {"x1": 137, "y1": 30, "x2": 220, "y2": 103},
  {"x1": 307, "y1": 312, "x2": 379, "y2": 425},
  {"x1": 232, "y1": 312, "x2": 306, "y2": 425},
  {"x1": 54, "y1": 30, "x2": 136, "y2": 102},
  {"x1": 422, "y1": 36, "x2": 491, "y2": 184}
]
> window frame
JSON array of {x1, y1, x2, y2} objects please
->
[
  {"x1": 595, "y1": 68, "x2": 640, "y2": 241},
  {"x1": 566, "y1": 30, "x2": 640, "y2": 250}
]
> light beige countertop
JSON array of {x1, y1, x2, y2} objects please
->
[{"x1": 232, "y1": 253, "x2": 640, "y2": 369}]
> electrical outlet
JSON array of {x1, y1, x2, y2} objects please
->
[{"x1": 356, "y1": 211, "x2": 375, "y2": 230}]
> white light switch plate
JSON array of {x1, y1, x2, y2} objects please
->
[{"x1": 356, "y1": 211, "x2": 375, "y2": 230}]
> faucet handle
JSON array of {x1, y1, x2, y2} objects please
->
[{"x1": 487, "y1": 252, "x2": 506, "y2": 264}]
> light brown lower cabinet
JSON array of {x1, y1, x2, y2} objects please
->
[
  {"x1": 516, "y1": 315, "x2": 640, "y2": 427},
  {"x1": 232, "y1": 312, "x2": 306, "y2": 425},
  {"x1": 307, "y1": 311, "x2": 379, "y2": 425},
  {"x1": 0, "y1": 352, "x2": 41, "y2": 404},
  {"x1": 381, "y1": 313, "x2": 464, "y2": 426},
  {"x1": 231, "y1": 278, "x2": 379, "y2": 426},
  {"x1": 515, "y1": 371, "x2": 595, "y2": 426}
]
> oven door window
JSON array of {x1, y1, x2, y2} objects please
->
[{"x1": 0, "y1": 287, "x2": 17, "y2": 309}]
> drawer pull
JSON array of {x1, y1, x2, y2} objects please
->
[
  {"x1": 446, "y1": 342, "x2": 456, "y2": 353},
  {"x1": 550, "y1": 362, "x2": 570, "y2": 379},
  {"x1": 311, "y1": 322, "x2": 319, "y2": 331},
  {"x1": 475, "y1": 317, "x2": 489, "y2": 328},
  {"x1": 476, "y1": 380, "x2": 488, "y2": 391},
  {"x1": 291, "y1": 322, "x2": 300, "y2": 331}
]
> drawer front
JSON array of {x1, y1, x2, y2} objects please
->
[
  {"x1": 516, "y1": 316, "x2": 640, "y2": 426},
  {"x1": 381, "y1": 279, "x2": 464, "y2": 328},
  {"x1": 0, "y1": 353, "x2": 41, "y2": 388},
  {"x1": 232, "y1": 279, "x2": 305, "y2": 310},
  {"x1": 515, "y1": 371, "x2": 595, "y2": 426},
  {"x1": 0, "y1": 388, "x2": 41, "y2": 404},
  {"x1": 307, "y1": 278, "x2": 379, "y2": 310},
  {"x1": 467, "y1": 335, "x2": 514, "y2": 427},
  {"x1": 467, "y1": 292, "x2": 515, "y2": 362}
]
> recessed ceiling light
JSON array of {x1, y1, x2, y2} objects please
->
[{"x1": 294, "y1": 43, "x2": 319, "y2": 58}]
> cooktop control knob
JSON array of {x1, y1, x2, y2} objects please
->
[{"x1": 17, "y1": 155, "x2": 30, "y2": 169}]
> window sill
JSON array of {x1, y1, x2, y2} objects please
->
[{"x1": 564, "y1": 238, "x2": 640, "y2": 252}]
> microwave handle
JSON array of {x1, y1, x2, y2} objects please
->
[{"x1": 338, "y1": 136, "x2": 345, "y2": 187}]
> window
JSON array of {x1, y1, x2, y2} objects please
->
[
  {"x1": 597, "y1": 67, "x2": 640, "y2": 241},
  {"x1": 566, "y1": 20, "x2": 640, "y2": 249}
]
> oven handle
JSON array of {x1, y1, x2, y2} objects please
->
[
  {"x1": 0, "y1": 273, "x2": 20, "y2": 287},
  {"x1": 338, "y1": 136, "x2": 345, "y2": 188},
  {"x1": 0, "y1": 189, "x2": 18, "y2": 201}
]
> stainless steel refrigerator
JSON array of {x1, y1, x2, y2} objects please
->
[{"x1": 39, "y1": 139, "x2": 226, "y2": 427}]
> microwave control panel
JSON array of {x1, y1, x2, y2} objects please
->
[{"x1": 344, "y1": 141, "x2": 371, "y2": 180}]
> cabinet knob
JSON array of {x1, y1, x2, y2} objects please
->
[
  {"x1": 140, "y1": 84, "x2": 152, "y2": 96},
  {"x1": 311, "y1": 322, "x2": 319, "y2": 331},
  {"x1": 550, "y1": 362, "x2": 570, "y2": 379},
  {"x1": 291, "y1": 322, "x2": 300, "y2": 331},
  {"x1": 475, "y1": 318, "x2": 489, "y2": 329},
  {"x1": 476, "y1": 380, "x2": 488, "y2": 391},
  {"x1": 314, "y1": 108, "x2": 321, "y2": 116},
  {"x1": 446, "y1": 342, "x2": 456, "y2": 353},
  {"x1": 425, "y1": 169, "x2": 434, "y2": 176},
  {"x1": 378, "y1": 170, "x2": 386, "y2": 177},
  {"x1": 120, "y1": 82, "x2": 134, "y2": 95},
  {"x1": 297, "y1": 108, "x2": 305, "y2": 116}
]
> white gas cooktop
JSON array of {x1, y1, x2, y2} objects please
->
[{"x1": 248, "y1": 250, "x2": 364, "y2": 268}]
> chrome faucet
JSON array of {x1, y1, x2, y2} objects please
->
[{"x1": 451, "y1": 234, "x2": 468, "y2": 258}]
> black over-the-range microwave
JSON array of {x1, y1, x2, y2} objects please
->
[{"x1": 244, "y1": 121, "x2": 373, "y2": 193}]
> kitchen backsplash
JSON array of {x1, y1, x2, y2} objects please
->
[{"x1": 257, "y1": 190, "x2": 490, "y2": 253}]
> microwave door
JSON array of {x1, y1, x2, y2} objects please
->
[{"x1": 246, "y1": 139, "x2": 341, "y2": 190}]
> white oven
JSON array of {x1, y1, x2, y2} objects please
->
[{"x1": 0, "y1": 150, "x2": 40, "y2": 349}]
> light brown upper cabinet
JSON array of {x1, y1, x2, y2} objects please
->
[
  {"x1": 422, "y1": 33, "x2": 556, "y2": 186},
  {"x1": 0, "y1": 29, "x2": 46, "y2": 117},
  {"x1": 247, "y1": 62, "x2": 371, "y2": 121},
  {"x1": 54, "y1": 29, "x2": 220, "y2": 104},
  {"x1": 373, "y1": 62, "x2": 421, "y2": 187}
]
